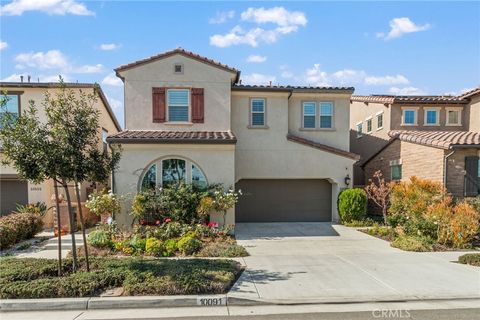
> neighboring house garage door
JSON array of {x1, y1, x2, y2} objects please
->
[
  {"x1": 0, "y1": 180, "x2": 28, "y2": 216},
  {"x1": 235, "y1": 179, "x2": 332, "y2": 222}
]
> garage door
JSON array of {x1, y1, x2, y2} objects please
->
[
  {"x1": 235, "y1": 179, "x2": 332, "y2": 222},
  {"x1": 0, "y1": 180, "x2": 28, "y2": 216}
]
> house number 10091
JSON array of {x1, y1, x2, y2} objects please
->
[{"x1": 197, "y1": 297, "x2": 226, "y2": 306}]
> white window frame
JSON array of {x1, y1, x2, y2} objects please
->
[
  {"x1": 376, "y1": 111, "x2": 384, "y2": 131},
  {"x1": 302, "y1": 101, "x2": 317, "y2": 129},
  {"x1": 166, "y1": 88, "x2": 190, "y2": 123},
  {"x1": 366, "y1": 116, "x2": 373, "y2": 133},
  {"x1": 102, "y1": 128, "x2": 108, "y2": 153},
  {"x1": 423, "y1": 107, "x2": 440, "y2": 126},
  {"x1": 250, "y1": 98, "x2": 267, "y2": 128},
  {"x1": 356, "y1": 121, "x2": 363, "y2": 138},
  {"x1": 401, "y1": 107, "x2": 418, "y2": 126},
  {"x1": 319, "y1": 101, "x2": 334, "y2": 129},
  {"x1": 445, "y1": 107, "x2": 462, "y2": 126},
  {"x1": 389, "y1": 159, "x2": 402, "y2": 181}
]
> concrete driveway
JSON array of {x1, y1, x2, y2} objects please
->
[{"x1": 228, "y1": 223, "x2": 480, "y2": 304}]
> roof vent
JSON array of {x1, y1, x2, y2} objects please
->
[
  {"x1": 27, "y1": 75, "x2": 31, "y2": 83},
  {"x1": 20, "y1": 75, "x2": 24, "y2": 82}
]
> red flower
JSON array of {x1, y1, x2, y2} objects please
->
[
  {"x1": 155, "y1": 220, "x2": 160, "y2": 225},
  {"x1": 164, "y1": 218, "x2": 172, "y2": 223},
  {"x1": 140, "y1": 219, "x2": 145, "y2": 225},
  {"x1": 208, "y1": 221, "x2": 218, "y2": 228}
]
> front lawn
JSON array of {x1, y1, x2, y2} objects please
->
[{"x1": 0, "y1": 257, "x2": 243, "y2": 299}]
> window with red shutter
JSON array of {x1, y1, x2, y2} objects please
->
[
  {"x1": 191, "y1": 88, "x2": 204, "y2": 123},
  {"x1": 152, "y1": 87, "x2": 166, "y2": 123}
]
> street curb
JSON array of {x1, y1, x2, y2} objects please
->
[{"x1": 2, "y1": 295, "x2": 480, "y2": 312}]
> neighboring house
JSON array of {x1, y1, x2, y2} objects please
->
[
  {"x1": 108, "y1": 48, "x2": 359, "y2": 227},
  {"x1": 350, "y1": 88, "x2": 480, "y2": 198},
  {"x1": 0, "y1": 81, "x2": 121, "y2": 220}
]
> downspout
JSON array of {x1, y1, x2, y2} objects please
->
[{"x1": 444, "y1": 148, "x2": 455, "y2": 191}]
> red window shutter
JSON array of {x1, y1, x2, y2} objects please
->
[
  {"x1": 152, "y1": 87, "x2": 166, "y2": 123},
  {"x1": 191, "y1": 88, "x2": 204, "y2": 123}
]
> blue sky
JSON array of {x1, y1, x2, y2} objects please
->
[{"x1": 1, "y1": 1, "x2": 479, "y2": 127}]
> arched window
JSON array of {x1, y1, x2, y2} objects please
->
[{"x1": 140, "y1": 158, "x2": 207, "y2": 190}]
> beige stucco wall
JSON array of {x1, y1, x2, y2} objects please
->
[
  {"x1": 119, "y1": 54, "x2": 236, "y2": 131},
  {"x1": 231, "y1": 91, "x2": 355, "y2": 221},
  {"x1": 0, "y1": 85, "x2": 119, "y2": 213},
  {"x1": 112, "y1": 143, "x2": 235, "y2": 227},
  {"x1": 467, "y1": 95, "x2": 480, "y2": 132}
]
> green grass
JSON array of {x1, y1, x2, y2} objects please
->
[
  {"x1": 458, "y1": 253, "x2": 480, "y2": 267},
  {"x1": 0, "y1": 257, "x2": 243, "y2": 299}
]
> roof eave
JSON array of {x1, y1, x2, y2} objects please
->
[{"x1": 106, "y1": 138, "x2": 237, "y2": 145}]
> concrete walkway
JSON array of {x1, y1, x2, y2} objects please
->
[{"x1": 229, "y1": 223, "x2": 480, "y2": 303}]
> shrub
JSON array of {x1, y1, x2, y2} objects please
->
[
  {"x1": 462, "y1": 196, "x2": 480, "y2": 214},
  {"x1": 177, "y1": 235, "x2": 202, "y2": 256},
  {"x1": 342, "y1": 218, "x2": 377, "y2": 227},
  {"x1": 163, "y1": 239, "x2": 178, "y2": 257},
  {"x1": 0, "y1": 212, "x2": 43, "y2": 249},
  {"x1": 129, "y1": 235, "x2": 146, "y2": 253},
  {"x1": 391, "y1": 235, "x2": 433, "y2": 252},
  {"x1": 338, "y1": 188, "x2": 367, "y2": 223},
  {"x1": 458, "y1": 253, "x2": 480, "y2": 267},
  {"x1": 85, "y1": 190, "x2": 121, "y2": 217},
  {"x1": 196, "y1": 238, "x2": 249, "y2": 257},
  {"x1": 441, "y1": 202, "x2": 479, "y2": 248},
  {"x1": 145, "y1": 237, "x2": 163, "y2": 256},
  {"x1": 367, "y1": 223, "x2": 395, "y2": 240},
  {"x1": 87, "y1": 230, "x2": 112, "y2": 248}
]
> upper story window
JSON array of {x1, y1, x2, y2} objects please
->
[
  {"x1": 424, "y1": 108, "x2": 440, "y2": 126},
  {"x1": 366, "y1": 117, "x2": 373, "y2": 133},
  {"x1": 167, "y1": 89, "x2": 189, "y2": 122},
  {"x1": 319, "y1": 102, "x2": 333, "y2": 128},
  {"x1": 376, "y1": 112, "x2": 383, "y2": 130},
  {"x1": 303, "y1": 102, "x2": 316, "y2": 128},
  {"x1": 446, "y1": 107, "x2": 462, "y2": 126},
  {"x1": 0, "y1": 94, "x2": 20, "y2": 126},
  {"x1": 356, "y1": 122, "x2": 363, "y2": 138},
  {"x1": 174, "y1": 64, "x2": 183, "y2": 74},
  {"x1": 102, "y1": 128, "x2": 108, "y2": 153},
  {"x1": 402, "y1": 108, "x2": 418, "y2": 126},
  {"x1": 250, "y1": 98, "x2": 266, "y2": 127}
]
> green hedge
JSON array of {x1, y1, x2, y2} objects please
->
[
  {"x1": 458, "y1": 253, "x2": 480, "y2": 267},
  {"x1": 0, "y1": 213, "x2": 43, "y2": 249},
  {"x1": 338, "y1": 188, "x2": 367, "y2": 223}
]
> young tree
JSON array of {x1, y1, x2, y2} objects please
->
[
  {"x1": 0, "y1": 97, "x2": 65, "y2": 275},
  {"x1": 364, "y1": 170, "x2": 393, "y2": 223}
]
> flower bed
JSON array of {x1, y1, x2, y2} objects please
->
[
  {"x1": 0, "y1": 212, "x2": 43, "y2": 249},
  {"x1": 0, "y1": 257, "x2": 243, "y2": 299}
]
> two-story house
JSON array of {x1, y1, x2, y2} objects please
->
[
  {"x1": 107, "y1": 48, "x2": 359, "y2": 227},
  {"x1": 350, "y1": 88, "x2": 480, "y2": 198},
  {"x1": 0, "y1": 81, "x2": 121, "y2": 223}
]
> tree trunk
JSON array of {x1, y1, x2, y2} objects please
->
[
  {"x1": 62, "y1": 179, "x2": 78, "y2": 272},
  {"x1": 53, "y1": 178, "x2": 62, "y2": 276},
  {"x1": 382, "y1": 204, "x2": 387, "y2": 224},
  {"x1": 74, "y1": 180, "x2": 90, "y2": 272}
]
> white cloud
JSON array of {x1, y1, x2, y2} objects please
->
[
  {"x1": 1, "y1": 73, "x2": 23, "y2": 81},
  {"x1": 39, "y1": 74, "x2": 70, "y2": 82},
  {"x1": 105, "y1": 94, "x2": 122, "y2": 110},
  {"x1": 331, "y1": 69, "x2": 367, "y2": 85},
  {"x1": 241, "y1": 73, "x2": 276, "y2": 85},
  {"x1": 247, "y1": 54, "x2": 267, "y2": 63},
  {"x1": 304, "y1": 64, "x2": 331, "y2": 86},
  {"x1": 0, "y1": 41, "x2": 7, "y2": 50},
  {"x1": 100, "y1": 43, "x2": 120, "y2": 51},
  {"x1": 241, "y1": 7, "x2": 307, "y2": 27},
  {"x1": 102, "y1": 73, "x2": 123, "y2": 87},
  {"x1": 377, "y1": 17, "x2": 430, "y2": 40},
  {"x1": 209, "y1": 10, "x2": 235, "y2": 24},
  {"x1": 73, "y1": 63, "x2": 103, "y2": 74},
  {"x1": 13, "y1": 49, "x2": 103, "y2": 74},
  {"x1": 15, "y1": 50, "x2": 68, "y2": 70},
  {"x1": 279, "y1": 65, "x2": 293, "y2": 79},
  {"x1": 364, "y1": 75, "x2": 409, "y2": 85},
  {"x1": 389, "y1": 86, "x2": 426, "y2": 95},
  {"x1": 210, "y1": 7, "x2": 307, "y2": 47},
  {"x1": 0, "y1": 0, "x2": 94, "y2": 16},
  {"x1": 1, "y1": 73, "x2": 70, "y2": 82}
]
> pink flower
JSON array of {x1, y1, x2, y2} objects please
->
[
  {"x1": 164, "y1": 218, "x2": 172, "y2": 223},
  {"x1": 208, "y1": 221, "x2": 218, "y2": 228},
  {"x1": 155, "y1": 220, "x2": 160, "y2": 225},
  {"x1": 140, "y1": 219, "x2": 145, "y2": 225}
]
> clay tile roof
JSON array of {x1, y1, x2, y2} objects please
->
[
  {"x1": 106, "y1": 130, "x2": 237, "y2": 144},
  {"x1": 458, "y1": 87, "x2": 480, "y2": 99},
  {"x1": 232, "y1": 84, "x2": 354, "y2": 93},
  {"x1": 351, "y1": 94, "x2": 468, "y2": 104},
  {"x1": 388, "y1": 130, "x2": 480, "y2": 149},
  {"x1": 286, "y1": 134, "x2": 360, "y2": 161},
  {"x1": 115, "y1": 48, "x2": 239, "y2": 78}
]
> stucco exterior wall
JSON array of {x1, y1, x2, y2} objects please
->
[
  {"x1": 0, "y1": 85, "x2": 119, "y2": 215},
  {"x1": 119, "y1": 55, "x2": 235, "y2": 131},
  {"x1": 113, "y1": 143, "x2": 235, "y2": 227},
  {"x1": 467, "y1": 95, "x2": 480, "y2": 132}
]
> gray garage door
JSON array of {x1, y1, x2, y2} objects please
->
[
  {"x1": 0, "y1": 180, "x2": 28, "y2": 216},
  {"x1": 235, "y1": 179, "x2": 332, "y2": 222}
]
